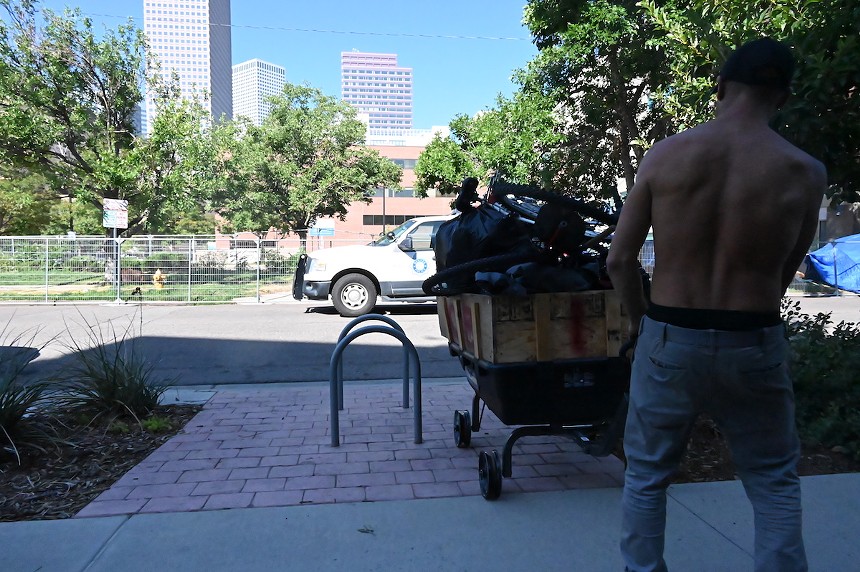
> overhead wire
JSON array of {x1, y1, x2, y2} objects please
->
[{"x1": 58, "y1": 10, "x2": 531, "y2": 42}]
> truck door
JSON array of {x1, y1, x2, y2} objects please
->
[{"x1": 388, "y1": 220, "x2": 445, "y2": 296}]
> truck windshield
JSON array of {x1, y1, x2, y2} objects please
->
[{"x1": 370, "y1": 220, "x2": 417, "y2": 246}]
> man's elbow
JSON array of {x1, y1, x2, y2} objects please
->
[{"x1": 606, "y1": 251, "x2": 636, "y2": 279}]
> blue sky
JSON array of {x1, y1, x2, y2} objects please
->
[{"x1": 35, "y1": 0, "x2": 539, "y2": 129}]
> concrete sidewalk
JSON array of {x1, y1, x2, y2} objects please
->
[
  {"x1": 3, "y1": 474, "x2": 858, "y2": 571},
  {"x1": 2, "y1": 379, "x2": 858, "y2": 571}
]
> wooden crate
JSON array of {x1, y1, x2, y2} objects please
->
[{"x1": 438, "y1": 291, "x2": 629, "y2": 363}]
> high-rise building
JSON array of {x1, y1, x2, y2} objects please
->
[
  {"x1": 143, "y1": 0, "x2": 232, "y2": 133},
  {"x1": 341, "y1": 51, "x2": 412, "y2": 130},
  {"x1": 232, "y1": 59, "x2": 286, "y2": 126}
]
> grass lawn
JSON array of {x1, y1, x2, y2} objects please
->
[{"x1": 0, "y1": 270, "x2": 294, "y2": 303}]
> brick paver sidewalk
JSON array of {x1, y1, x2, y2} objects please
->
[{"x1": 76, "y1": 381, "x2": 624, "y2": 517}]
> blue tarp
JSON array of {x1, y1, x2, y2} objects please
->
[{"x1": 804, "y1": 233, "x2": 860, "y2": 293}]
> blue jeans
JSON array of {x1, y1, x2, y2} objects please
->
[{"x1": 621, "y1": 316, "x2": 806, "y2": 572}]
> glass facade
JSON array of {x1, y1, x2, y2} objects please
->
[
  {"x1": 233, "y1": 59, "x2": 286, "y2": 126},
  {"x1": 341, "y1": 51, "x2": 413, "y2": 130},
  {"x1": 142, "y1": 0, "x2": 232, "y2": 133}
]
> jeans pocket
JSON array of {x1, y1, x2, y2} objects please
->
[{"x1": 648, "y1": 355, "x2": 685, "y2": 370}]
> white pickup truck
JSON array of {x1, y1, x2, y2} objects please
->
[{"x1": 293, "y1": 214, "x2": 454, "y2": 317}]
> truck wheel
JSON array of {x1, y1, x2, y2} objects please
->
[{"x1": 332, "y1": 274, "x2": 377, "y2": 317}]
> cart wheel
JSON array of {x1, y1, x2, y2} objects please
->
[
  {"x1": 478, "y1": 450, "x2": 502, "y2": 500},
  {"x1": 454, "y1": 410, "x2": 472, "y2": 448}
]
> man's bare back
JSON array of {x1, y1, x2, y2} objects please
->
[
  {"x1": 643, "y1": 115, "x2": 825, "y2": 312},
  {"x1": 608, "y1": 80, "x2": 826, "y2": 327}
]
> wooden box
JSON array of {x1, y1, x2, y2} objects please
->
[{"x1": 438, "y1": 291, "x2": 629, "y2": 363}]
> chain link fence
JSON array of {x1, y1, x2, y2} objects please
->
[
  {"x1": 0, "y1": 235, "x2": 321, "y2": 304},
  {"x1": 0, "y1": 235, "x2": 849, "y2": 304}
]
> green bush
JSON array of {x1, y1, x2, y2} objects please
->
[
  {"x1": 783, "y1": 299, "x2": 860, "y2": 460},
  {"x1": 261, "y1": 248, "x2": 301, "y2": 274},
  {"x1": 142, "y1": 415, "x2": 172, "y2": 433},
  {"x1": 0, "y1": 244, "x2": 46, "y2": 271},
  {"x1": 62, "y1": 255, "x2": 105, "y2": 272},
  {"x1": 0, "y1": 320, "x2": 57, "y2": 462},
  {"x1": 121, "y1": 257, "x2": 145, "y2": 271},
  {"x1": 57, "y1": 310, "x2": 169, "y2": 423},
  {"x1": 145, "y1": 252, "x2": 189, "y2": 272}
]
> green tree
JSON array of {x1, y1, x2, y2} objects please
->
[
  {"x1": 0, "y1": 0, "x2": 221, "y2": 235},
  {"x1": 129, "y1": 84, "x2": 223, "y2": 235},
  {"x1": 413, "y1": 133, "x2": 480, "y2": 197},
  {"x1": 415, "y1": 1, "x2": 674, "y2": 205},
  {"x1": 0, "y1": 171, "x2": 53, "y2": 234},
  {"x1": 520, "y1": 0, "x2": 674, "y2": 204},
  {"x1": 642, "y1": 0, "x2": 860, "y2": 203},
  {"x1": 214, "y1": 84, "x2": 402, "y2": 246},
  {"x1": 44, "y1": 197, "x2": 102, "y2": 235},
  {"x1": 414, "y1": 91, "x2": 563, "y2": 197}
]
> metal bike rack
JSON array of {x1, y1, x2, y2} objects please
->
[
  {"x1": 335, "y1": 314, "x2": 409, "y2": 410},
  {"x1": 329, "y1": 323, "x2": 423, "y2": 447}
]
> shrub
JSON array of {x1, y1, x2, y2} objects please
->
[
  {"x1": 261, "y1": 248, "x2": 300, "y2": 274},
  {"x1": 145, "y1": 252, "x2": 189, "y2": 272},
  {"x1": 57, "y1": 310, "x2": 169, "y2": 424},
  {"x1": 194, "y1": 251, "x2": 230, "y2": 270},
  {"x1": 782, "y1": 299, "x2": 860, "y2": 459},
  {"x1": 0, "y1": 320, "x2": 57, "y2": 463},
  {"x1": 141, "y1": 415, "x2": 172, "y2": 433},
  {"x1": 62, "y1": 255, "x2": 105, "y2": 272},
  {"x1": 122, "y1": 258, "x2": 145, "y2": 271}
]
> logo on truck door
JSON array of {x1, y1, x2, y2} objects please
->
[{"x1": 412, "y1": 258, "x2": 429, "y2": 273}]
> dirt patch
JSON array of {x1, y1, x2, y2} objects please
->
[
  {"x1": 615, "y1": 415, "x2": 860, "y2": 484},
  {"x1": 0, "y1": 404, "x2": 201, "y2": 522}
]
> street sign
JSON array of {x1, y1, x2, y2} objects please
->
[
  {"x1": 309, "y1": 219, "x2": 335, "y2": 237},
  {"x1": 102, "y1": 199, "x2": 129, "y2": 229}
]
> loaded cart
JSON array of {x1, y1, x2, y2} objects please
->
[
  {"x1": 423, "y1": 175, "x2": 643, "y2": 500},
  {"x1": 437, "y1": 289, "x2": 631, "y2": 500}
]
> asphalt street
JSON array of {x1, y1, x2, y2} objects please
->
[
  {"x1": 1, "y1": 299, "x2": 464, "y2": 386},
  {"x1": 2, "y1": 294, "x2": 858, "y2": 387}
]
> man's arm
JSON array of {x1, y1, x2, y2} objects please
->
[
  {"x1": 781, "y1": 161, "x2": 827, "y2": 294},
  {"x1": 607, "y1": 159, "x2": 654, "y2": 336}
]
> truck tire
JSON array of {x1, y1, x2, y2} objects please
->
[{"x1": 332, "y1": 273, "x2": 377, "y2": 317}]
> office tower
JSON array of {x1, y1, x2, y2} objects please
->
[
  {"x1": 142, "y1": 0, "x2": 232, "y2": 133},
  {"x1": 341, "y1": 51, "x2": 412, "y2": 130},
  {"x1": 232, "y1": 59, "x2": 286, "y2": 126}
]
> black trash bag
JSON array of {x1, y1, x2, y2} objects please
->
[
  {"x1": 506, "y1": 262, "x2": 599, "y2": 293},
  {"x1": 434, "y1": 179, "x2": 531, "y2": 273}
]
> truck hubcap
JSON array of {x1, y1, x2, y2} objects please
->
[{"x1": 341, "y1": 284, "x2": 368, "y2": 308}]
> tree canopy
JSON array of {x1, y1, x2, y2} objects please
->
[
  {"x1": 0, "y1": 0, "x2": 222, "y2": 235},
  {"x1": 417, "y1": 0, "x2": 858, "y2": 206},
  {"x1": 643, "y1": 0, "x2": 860, "y2": 203},
  {"x1": 213, "y1": 83, "x2": 402, "y2": 241}
]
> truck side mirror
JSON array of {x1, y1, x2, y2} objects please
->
[{"x1": 398, "y1": 237, "x2": 414, "y2": 251}]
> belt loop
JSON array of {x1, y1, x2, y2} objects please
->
[{"x1": 661, "y1": 322, "x2": 668, "y2": 344}]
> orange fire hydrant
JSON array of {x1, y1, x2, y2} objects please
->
[{"x1": 152, "y1": 269, "x2": 167, "y2": 289}]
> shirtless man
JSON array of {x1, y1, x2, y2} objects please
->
[{"x1": 606, "y1": 38, "x2": 826, "y2": 572}]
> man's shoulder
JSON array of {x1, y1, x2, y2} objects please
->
[{"x1": 650, "y1": 123, "x2": 712, "y2": 152}]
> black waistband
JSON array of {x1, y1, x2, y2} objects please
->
[{"x1": 646, "y1": 303, "x2": 782, "y2": 331}]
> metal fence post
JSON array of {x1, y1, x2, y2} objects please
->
[
  {"x1": 187, "y1": 238, "x2": 193, "y2": 303},
  {"x1": 256, "y1": 237, "x2": 261, "y2": 303},
  {"x1": 44, "y1": 237, "x2": 49, "y2": 303},
  {"x1": 114, "y1": 234, "x2": 123, "y2": 303}
]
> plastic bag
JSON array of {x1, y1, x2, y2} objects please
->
[{"x1": 434, "y1": 204, "x2": 531, "y2": 272}]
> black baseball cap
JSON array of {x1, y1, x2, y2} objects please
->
[{"x1": 717, "y1": 37, "x2": 795, "y2": 91}]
